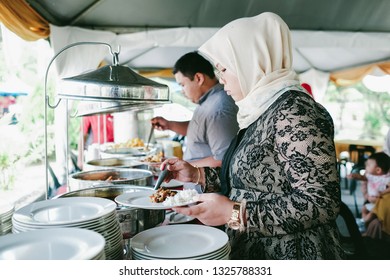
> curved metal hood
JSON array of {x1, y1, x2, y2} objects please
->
[
  {"x1": 58, "y1": 64, "x2": 171, "y2": 115},
  {"x1": 59, "y1": 64, "x2": 170, "y2": 101}
]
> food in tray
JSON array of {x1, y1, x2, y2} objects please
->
[
  {"x1": 149, "y1": 187, "x2": 198, "y2": 206},
  {"x1": 149, "y1": 187, "x2": 178, "y2": 203},
  {"x1": 105, "y1": 175, "x2": 127, "y2": 181},
  {"x1": 110, "y1": 138, "x2": 145, "y2": 149},
  {"x1": 141, "y1": 151, "x2": 164, "y2": 163},
  {"x1": 81, "y1": 172, "x2": 127, "y2": 181}
]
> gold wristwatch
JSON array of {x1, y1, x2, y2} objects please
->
[{"x1": 227, "y1": 202, "x2": 241, "y2": 230}]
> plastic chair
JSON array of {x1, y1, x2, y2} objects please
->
[
  {"x1": 70, "y1": 151, "x2": 81, "y2": 173},
  {"x1": 47, "y1": 163, "x2": 62, "y2": 198},
  {"x1": 47, "y1": 153, "x2": 80, "y2": 198}
]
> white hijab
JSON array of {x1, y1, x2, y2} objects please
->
[{"x1": 199, "y1": 12, "x2": 300, "y2": 129}]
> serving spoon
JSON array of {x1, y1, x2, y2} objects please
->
[
  {"x1": 153, "y1": 167, "x2": 169, "y2": 190},
  {"x1": 145, "y1": 125, "x2": 154, "y2": 151}
]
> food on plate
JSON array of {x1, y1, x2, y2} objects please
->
[
  {"x1": 162, "y1": 189, "x2": 198, "y2": 207},
  {"x1": 149, "y1": 187, "x2": 178, "y2": 203},
  {"x1": 149, "y1": 187, "x2": 198, "y2": 206}
]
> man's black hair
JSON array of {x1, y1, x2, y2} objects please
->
[{"x1": 173, "y1": 51, "x2": 215, "y2": 80}]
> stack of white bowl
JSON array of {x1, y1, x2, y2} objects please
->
[
  {"x1": 0, "y1": 227, "x2": 106, "y2": 260},
  {"x1": 0, "y1": 202, "x2": 14, "y2": 236},
  {"x1": 12, "y1": 197, "x2": 123, "y2": 260},
  {"x1": 130, "y1": 224, "x2": 230, "y2": 260}
]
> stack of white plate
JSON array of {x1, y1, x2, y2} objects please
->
[
  {"x1": 0, "y1": 227, "x2": 106, "y2": 260},
  {"x1": 12, "y1": 197, "x2": 123, "y2": 260},
  {"x1": 130, "y1": 224, "x2": 230, "y2": 260},
  {"x1": 0, "y1": 202, "x2": 14, "y2": 236}
]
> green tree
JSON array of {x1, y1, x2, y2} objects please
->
[{"x1": 323, "y1": 81, "x2": 389, "y2": 140}]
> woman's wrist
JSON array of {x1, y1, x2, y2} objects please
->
[{"x1": 193, "y1": 165, "x2": 205, "y2": 185}]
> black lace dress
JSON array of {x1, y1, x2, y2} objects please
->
[{"x1": 204, "y1": 90, "x2": 345, "y2": 259}]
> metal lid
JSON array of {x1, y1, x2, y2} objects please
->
[
  {"x1": 59, "y1": 65, "x2": 170, "y2": 100},
  {"x1": 58, "y1": 65, "x2": 171, "y2": 115},
  {"x1": 63, "y1": 65, "x2": 168, "y2": 88}
]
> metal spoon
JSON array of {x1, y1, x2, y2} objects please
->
[
  {"x1": 145, "y1": 125, "x2": 154, "y2": 151},
  {"x1": 153, "y1": 167, "x2": 169, "y2": 190}
]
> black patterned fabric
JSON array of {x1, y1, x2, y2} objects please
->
[{"x1": 204, "y1": 90, "x2": 345, "y2": 259}]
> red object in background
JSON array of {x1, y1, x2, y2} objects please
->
[
  {"x1": 301, "y1": 83, "x2": 314, "y2": 99},
  {"x1": 0, "y1": 96, "x2": 16, "y2": 114},
  {"x1": 83, "y1": 114, "x2": 114, "y2": 144}
]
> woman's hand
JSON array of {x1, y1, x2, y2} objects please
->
[
  {"x1": 161, "y1": 157, "x2": 199, "y2": 183},
  {"x1": 173, "y1": 193, "x2": 234, "y2": 226}
]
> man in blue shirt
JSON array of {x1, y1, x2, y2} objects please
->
[{"x1": 151, "y1": 52, "x2": 239, "y2": 167}]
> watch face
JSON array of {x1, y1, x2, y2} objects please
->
[
  {"x1": 228, "y1": 202, "x2": 241, "y2": 230},
  {"x1": 228, "y1": 221, "x2": 240, "y2": 230}
]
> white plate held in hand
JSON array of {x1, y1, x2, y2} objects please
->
[{"x1": 115, "y1": 190, "x2": 195, "y2": 210}]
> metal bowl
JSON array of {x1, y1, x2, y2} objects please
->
[
  {"x1": 55, "y1": 184, "x2": 152, "y2": 202},
  {"x1": 68, "y1": 168, "x2": 153, "y2": 191},
  {"x1": 100, "y1": 146, "x2": 156, "y2": 159},
  {"x1": 84, "y1": 157, "x2": 148, "y2": 171}
]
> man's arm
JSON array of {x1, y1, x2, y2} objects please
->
[
  {"x1": 151, "y1": 116, "x2": 189, "y2": 136},
  {"x1": 167, "y1": 120, "x2": 189, "y2": 136},
  {"x1": 188, "y1": 156, "x2": 222, "y2": 168}
]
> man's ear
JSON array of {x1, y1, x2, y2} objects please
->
[{"x1": 194, "y1": 72, "x2": 205, "y2": 85}]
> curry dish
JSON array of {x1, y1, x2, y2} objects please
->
[{"x1": 149, "y1": 187, "x2": 178, "y2": 203}]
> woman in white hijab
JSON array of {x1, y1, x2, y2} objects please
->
[{"x1": 162, "y1": 12, "x2": 345, "y2": 259}]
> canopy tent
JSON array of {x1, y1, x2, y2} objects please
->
[
  {"x1": 44, "y1": 24, "x2": 390, "y2": 100},
  {"x1": 1, "y1": 0, "x2": 390, "y2": 79},
  {"x1": 1, "y1": 0, "x2": 390, "y2": 98},
  {"x1": 0, "y1": 92, "x2": 27, "y2": 97},
  {"x1": 0, "y1": 76, "x2": 31, "y2": 97}
]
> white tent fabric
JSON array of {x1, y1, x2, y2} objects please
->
[
  {"x1": 49, "y1": 25, "x2": 390, "y2": 75},
  {"x1": 291, "y1": 31, "x2": 390, "y2": 72},
  {"x1": 298, "y1": 69, "x2": 330, "y2": 102},
  {"x1": 49, "y1": 24, "x2": 390, "y2": 104},
  {"x1": 49, "y1": 25, "x2": 116, "y2": 77}
]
